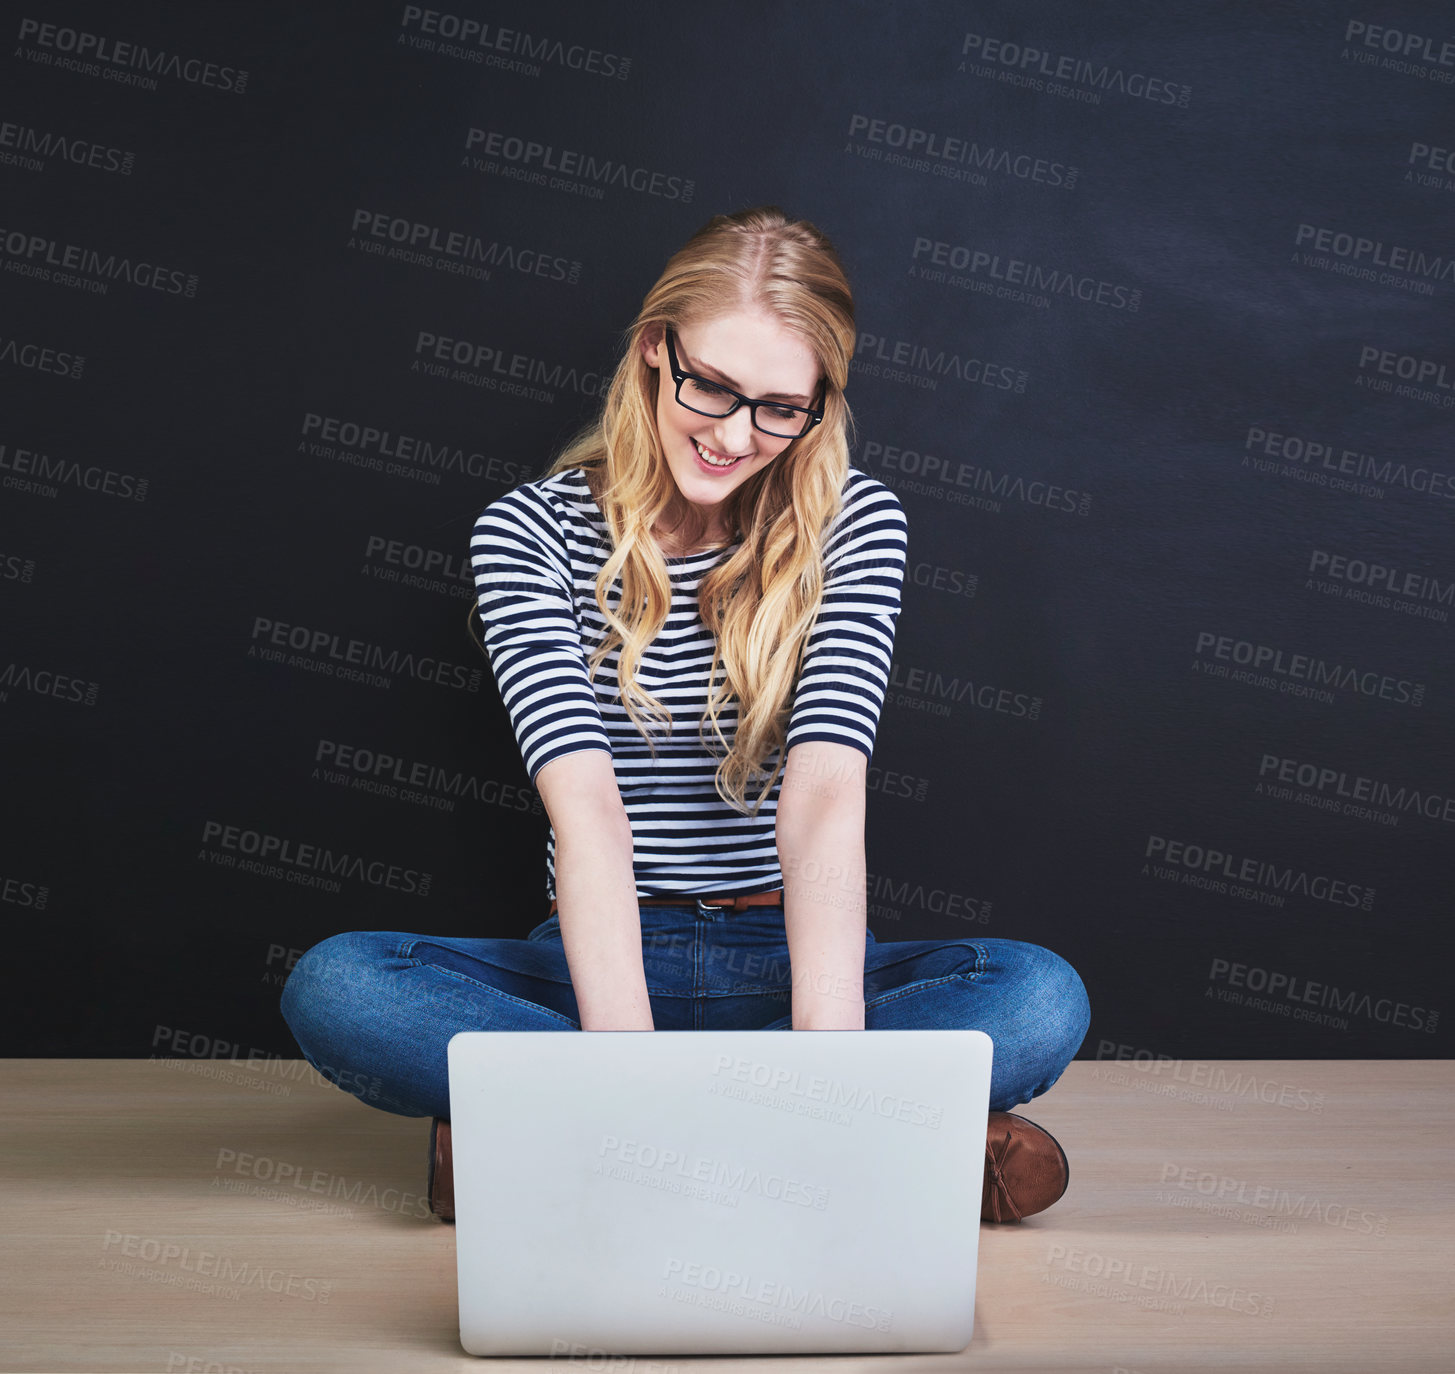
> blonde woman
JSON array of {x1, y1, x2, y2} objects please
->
[{"x1": 281, "y1": 206, "x2": 1090, "y2": 1226}]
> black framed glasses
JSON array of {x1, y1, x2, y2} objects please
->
[{"x1": 663, "y1": 326, "x2": 825, "y2": 439}]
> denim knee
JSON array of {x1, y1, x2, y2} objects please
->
[
  {"x1": 991, "y1": 939, "x2": 1092, "y2": 1109},
  {"x1": 278, "y1": 930, "x2": 436, "y2": 1116},
  {"x1": 1029, "y1": 944, "x2": 1091, "y2": 1073},
  {"x1": 279, "y1": 930, "x2": 384, "y2": 1058}
]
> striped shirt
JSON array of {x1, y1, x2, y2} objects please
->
[{"x1": 469, "y1": 464, "x2": 908, "y2": 901}]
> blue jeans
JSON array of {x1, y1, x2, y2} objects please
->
[{"x1": 279, "y1": 900, "x2": 1091, "y2": 1119}]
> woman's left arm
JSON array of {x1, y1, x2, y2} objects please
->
[
  {"x1": 777, "y1": 740, "x2": 869, "y2": 1030},
  {"x1": 775, "y1": 477, "x2": 908, "y2": 1030}
]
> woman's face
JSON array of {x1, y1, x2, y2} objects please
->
[{"x1": 640, "y1": 307, "x2": 821, "y2": 533}]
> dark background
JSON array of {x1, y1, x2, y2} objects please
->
[{"x1": 3, "y1": 2, "x2": 1451, "y2": 1062}]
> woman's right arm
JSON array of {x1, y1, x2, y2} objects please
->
[
  {"x1": 470, "y1": 495, "x2": 652, "y2": 1028},
  {"x1": 537, "y1": 750, "x2": 655, "y2": 1031}
]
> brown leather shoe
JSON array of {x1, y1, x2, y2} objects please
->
[
  {"x1": 981, "y1": 1111, "x2": 1069, "y2": 1223},
  {"x1": 428, "y1": 1116, "x2": 455, "y2": 1223}
]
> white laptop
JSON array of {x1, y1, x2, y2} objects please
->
[{"x1": 446, "y1": 1028, "x2": 993, "y2": 1356}]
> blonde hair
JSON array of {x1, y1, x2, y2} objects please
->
[{"x1": 543, "y1": 205, "x2": 856, "y2": 816}]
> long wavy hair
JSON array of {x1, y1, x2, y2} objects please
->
[{"x1": 542, "y1": 205, "x2": 857, "y2": 816}]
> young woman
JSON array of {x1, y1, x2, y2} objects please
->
[{"x1": 280, "y1": 206, "x2": 1090, "y2": 1226}]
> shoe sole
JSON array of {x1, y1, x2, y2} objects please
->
[{"x1": 429, "y1": 1117, "x2": 455, "y2": 1224}]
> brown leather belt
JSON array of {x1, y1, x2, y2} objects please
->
[{"x1": 547, "y1": 888, "x2": 784, "y2": 919}]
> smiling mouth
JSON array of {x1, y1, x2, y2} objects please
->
[{"x1": 692, "y1": 437, "x2": 748, "y2": 468}]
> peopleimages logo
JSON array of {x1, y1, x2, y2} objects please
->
[
  {"x1": 313, "y1": 737, "x2": 544, "y2": 815},
  {"x1": 462, "y1": 127, "x2": 693, "y2": 202},
  {"x1": 1192, "y1": 629, "x2": 1425, "y2": 707},
  {"x1": 361, "y1": 533, "x2": 472, "y2": 598},
  {"x1": 0, "y1": 551, "x2": 37, "y2": 584},
  {"x1": 844, "y1": 113, "x2": 1078, "y2": 190},
  {"x1": 410, "y1": 329, "x2": 610, "y2": 403},
  {"x1": 1355, "y1": 343, "x2": 1455, "y2": 410},
  {"x1": 1, "y1": 872, "x2": 50, "y2": 910},
  {"x1": 1092, "y1": 1041, "x2": 1325, "y2": 1112},
  {"x1": 247, "y1": 614, "x2": 482, "y2": 693},
  {"x1": 1306, "y1": 548, "x2": 1453, "y2": 612},
  {"x1": 1208, "y1": 958, "x2": 1438, "y2": 1033},
  {"x1": 910, "y1": 235, "x2": 1140, "y2": 311},
  {"x1": 862, "y1": 438, "x2": 1092, "y2": 517},
  {"x1": 0, "y1": 437, "x2": 148, "y2": 501},
  {"x1": 888, "y1": 659, "x2": 1043, "y2": 722},
  {"x1": 0, "y1": 332, "x2": 84, "y2": 380},
  {"x1": 958, "y1": 32, "x2": 1192, "y2": 107},
  {"x1": 866, "y1": 872, "x2": 991, "y2": 928},
  {"x1": 1043, "y1": 1244, "x2": 1273, "y2": 1317},
  {"x1": 660, "y1": 1256, "x2": 893, "y2": 1332},
  {"x1": 101, "y1": 1231, "x2": 330, "y2": 1302},
  {"x1": 300, "y1": 410, "x2": 533, "y2": 486},
  {"x1": 852, "y1": 332, "x2": 1027, "y2": 393},
  {"x1": 0, "y1": 224, "x2": 197, "y2": 297},
  {"x1": 215, "y1": 1148, "x2": 430, "y2": 1220},
  {"x1": 1341, "y1": 21, "x2": 1455, "y2": 83},
  {"x1": 349, "y1": 207, "x2": 581, "y2": 286},
  {"x1": 399, "y1": 6, "x2": 630, "y2": 79},
  {"x1": 199, "y1": 820, "x2": 432, "y2": 898},
  {"x1": 1257, "y1": 752, "x2": 1455, "y2": 826},
  {"x1": 1405, "y1": 137, "x2": 1455, "y2": 189},
  {"x1": 0, "y1": 659, "x2": 99, "y2": 708},
  {"x1": 1306, "y1": 556, "x2": 1451, "y2": 625},
  {"x1": 1143, "y1": 835, "x2": 1374, "y2": 910},
  {"x1": 708, "y1": 1054, "x2": 944, "y2": 1129},
  {"x1": 1293, "y1": 221, "x2": 1449, "y2": 295},
  {"x1": 596, "y1": 1134, "x2": 829, "y2": 1210},
  {"x1": 0, "y1": 116, "x2": 135, "y2": 175},
  {"x1": 1156, "y1": 1162, "x2": 1388, "y2": 1237},
  {"x1": 1240, "y1": 421, "x2": 1455, "y2": 497},
  {"x1": 14, "y1": 18, "x2": 248, "y2": 92}
]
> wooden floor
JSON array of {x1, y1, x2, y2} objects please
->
[{"x1": 0, "y1": 1057, "x2": 1449, "y2": 1373}]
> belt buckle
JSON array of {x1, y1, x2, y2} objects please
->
[{"x1": 695, "y1": 896, "x2": 729, "y2": 916}]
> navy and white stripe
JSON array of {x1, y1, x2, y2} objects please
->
[{"x1": 470, "y1": 465, "x2": 907, "y2": 901}]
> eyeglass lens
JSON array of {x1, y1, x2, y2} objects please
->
[{"x1": 677, "y1": 376, "x2": 812, "y2": 437}]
